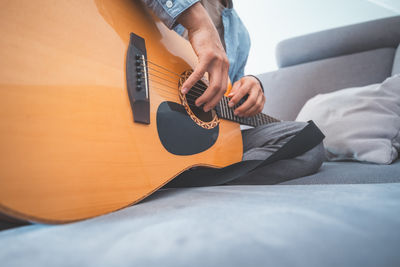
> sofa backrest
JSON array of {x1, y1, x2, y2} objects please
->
[
  {"x1": 276, "y1": 16, "x2": 400, "y2": 68},
  {"x1": 258, "y1": 48, "x2": 396, "y2": 121}
]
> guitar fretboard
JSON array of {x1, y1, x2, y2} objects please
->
[{"x1": 215, "y1": 96, "x2": 280, "y2": 127}]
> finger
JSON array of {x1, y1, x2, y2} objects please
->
[
  {"x1": 203, "y1": 74, "x2": 228, "y2": 112},
  {"x1": 197, "y1": 66, "x2": 227, "y2": 111},
  {"x1": 181, "y1": 61, "x2": 208, "y2": 94},
  {"x1": 243, "y1": 93, "x2": 264, "y2": 117},
  {"x1": 204, "y1": 65, "x2": 229, "y2": 110},
  {"x1": 201, "y1": 55, "x2": 229, "y2": 110},
  {"x1": 195, "y1": 76, "x2": 220, "y2": 109},
  {"x1": 234, "y1": 88, "x2": 259, "y2": 116},
  {"x1": 228, "y1": 83, "x2": 250, "y2": 108},
  {"x1": 228, "y1": 79, "x2": 242, "y2": 98}
]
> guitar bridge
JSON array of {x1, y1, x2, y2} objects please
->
[{"x1": 126, "y1": 32, "x2": 150, "y2": 124}]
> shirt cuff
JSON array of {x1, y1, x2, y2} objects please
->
[{"x1": 158, "y1": 0, "x2": 200, "y2": 29}]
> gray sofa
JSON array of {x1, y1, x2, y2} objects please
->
[{"x1": 1, "y1": 16, "x2": 400, "y2": 267}]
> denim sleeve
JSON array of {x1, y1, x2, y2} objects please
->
[{"x1": 140, "y1": 0, "x2": 200, "y2": 29}]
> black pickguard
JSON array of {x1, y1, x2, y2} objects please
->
[{"x1": 156, "y1": 101, "x2": 219, "y2": 156}]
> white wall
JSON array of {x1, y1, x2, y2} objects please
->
[{"x1": 234, "y1": 0, "x2": 399, "y2": 75}]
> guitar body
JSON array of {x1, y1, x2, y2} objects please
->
[{"x1": 0, "y1": 0, "x2": 242, "y2": 223}]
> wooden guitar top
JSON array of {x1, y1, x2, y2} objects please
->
[{"x1": 0, "y1": 0, "x2": 242, "y2": 223}]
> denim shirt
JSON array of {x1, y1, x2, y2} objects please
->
[{"x1": 140, "y1": 0, "x2": 251, "y2": 83}]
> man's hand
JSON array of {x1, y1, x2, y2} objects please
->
[
  {"x1": 178, "y1": 2, "x2": 229, "y2": 112},
  {"x1": 228, "y1": 76, "x2": 266, "y2": 117}
]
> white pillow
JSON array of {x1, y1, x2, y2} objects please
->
[{"x1": 296, "y1": 74, "x2": 400, "y2": 164}]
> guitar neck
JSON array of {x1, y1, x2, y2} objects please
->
[{"x1": 215, "y1": 96, "x2": 280, "y2": 127}]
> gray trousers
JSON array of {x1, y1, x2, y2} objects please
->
[{"x1": 227, "y1": 121, "x2": 325, "y2": 185}]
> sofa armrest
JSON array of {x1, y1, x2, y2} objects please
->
[{"x1": 276, "y1": 16, "x2": 400, "y2": 68}]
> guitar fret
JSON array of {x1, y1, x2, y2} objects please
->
[
  {"x1": 261, "y1": 114, "x2": 267, "y2": 125},
  {"x1": 224, "y1": 97, "x2": 231, "y2": 121},
  {"x1": 223, "y1": 97, "x2": 229, "y2": 120},
  {"x1": 256, "y1": 114, "x2": 262, "y2": 127},
  {"x1": 263, "y1": 114, "x2": 268, "y2": 124},
  {"x1": 225, "y1": 98, "x2": 230, "y2": 120},
  {"x1": 228, "y1": 98, "x2": 234, "y2": 121},
  {"x1": 260, "y1": 114, "x2": 265, "y2": 126},
  {"x1": 220, "y1": 99, "x2": 226, "y2": 119},
  {"x1": 216, "y1": 96, "x2": 280, "y2": 127}
]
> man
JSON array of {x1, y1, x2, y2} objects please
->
[{"x1": 141, "y1": 0, "x2": 325, "y2": 184}]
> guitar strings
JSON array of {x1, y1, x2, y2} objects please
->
[
  {"x1": 145, "y1": 65, "x2": 208, "y2": 95},
  {"x1": 147, "y1": 70, "x2": 237, "y2": 111},
  {"x1": 150, "y1": 84, "x2": 207, "y2": 110},
  {"x1": 146, "y1": 69, "x2": 208, "y2": 98},
  {"x1": 147, "y1": 73, "x2": 221, "y2": 111},
  {"x1": 145, "y1": 68, "x2": 208, "y2": 101},
  {"x1": 147, "y1": 71, "x2": 204, "y2": 97},
  {"x1": 147, "y1": 76, "x2": 211, "y2": 110},
  {"x1": 147, "y1": 71, "x2": 236, "y2": 111},
  {"x1": 138, "y1": 58, "x2": 236, "y2": 102},
  {"x1": 147, "y1": 75, "x2": 201, "y2": 99},
  {"x1": 135, "y1": 59, "x2": 234, "y2": 104},
  {"x1": 143, "y1": 60, "x2": 209, "y2": 91}
]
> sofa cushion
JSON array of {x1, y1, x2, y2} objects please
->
[
  {"x1": 393, "y1": 43, "x2": 400, "y2": 75},
  {"x1": 282, "y1": 159, "x2": 400, "y2": 185},
  {"x1": 296, "y1": 75, "x2": 400, "y2": 164},
  {"x1": 0, "y1": 183, "x2": 400, "y2": 267}
]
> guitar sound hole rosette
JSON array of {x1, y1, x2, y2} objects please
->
[{"x1": 178, "y1": 70, "x2": 220, "y2": 130}]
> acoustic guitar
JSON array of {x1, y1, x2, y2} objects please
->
[{"x1": 0, "y1": 0, "x2": 279, "y2": 223}]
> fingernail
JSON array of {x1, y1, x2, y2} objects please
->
[
  {"x1": 228, "y1": 101, "x2": 234, "y2": 108},
  {"x1": 181, "y1": 87, "x2": 188, "y2": 94},
  {"x1": 234, "y1": 110, "x2": 239, "y2": 116},
  {"x1": 228, "y1": 93, "x2": 234, "y2": 97},
  {"x1": 196, "y1": 101, "x2": 202, "y2": 107}
]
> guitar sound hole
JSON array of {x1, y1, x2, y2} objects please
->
[
  {"x1": 185, "y1": 96, "x2": 214, "y2": 122},
  {"x1": 178, "y1": 70, "x2": 219, "y2": 128}
]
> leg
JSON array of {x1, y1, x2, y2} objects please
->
[{"x1": 227, "y1": 121, "x2": 325, "y2": 185}]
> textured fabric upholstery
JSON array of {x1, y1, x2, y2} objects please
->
[
  {"x1": 1, "y1": 184, "x2": 399, "y2": 267},
  {"x1": 258, "y1": 48, "x2": 395, "y2": 121},
  {"x1": 282, "y1": 159, "x2": 400, "y2": 185},
  {"x1": 393, "y1": 44, "x2": 400, "y2": 75},
  {"x1": 276, "y1": 16, "x2": 400, "y2": 68}
]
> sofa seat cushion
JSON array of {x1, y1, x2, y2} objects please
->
[
  {"x1": 0, "y1": 183, "x2": 399, "y2": 267},
  {"x1": 282, "y1": 159, "x2": 400, "y2": 185}
]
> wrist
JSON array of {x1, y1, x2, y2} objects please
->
[{"x1": 245, "y1": 75, "x2": 265, "y2": 93}]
